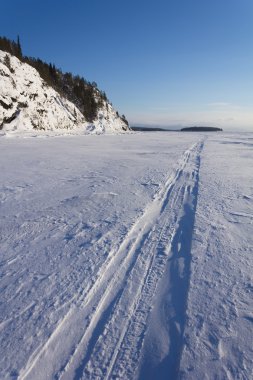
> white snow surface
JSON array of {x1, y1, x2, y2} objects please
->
[
  {"x1": 0, "y1": 132, "x2": 252, "y2": 380},
  {"x1": 0, "y1": 50, "x2": 128, "y2": 137}
]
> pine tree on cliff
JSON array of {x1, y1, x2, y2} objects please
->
[{"x1": 16, "y1": 35, "x2": 22, "y2": 59}]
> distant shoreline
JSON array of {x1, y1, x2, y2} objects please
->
[
  {"x1": 181, "y1": 126, "x2": 223, "y2": 132},
  {"x1": 131, "y1": 126, "x2": 223, "y2": 132},
  {"x1": 131, "y1": 126, "x2": 177, "y2": 132}
]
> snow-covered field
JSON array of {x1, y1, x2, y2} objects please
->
[{"x1": 0, "y1": 132, "x2": 252, "y2": 380}]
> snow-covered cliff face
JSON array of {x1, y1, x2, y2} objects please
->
[{"x1": 0, "y1": 51, "x2": 129, "y2": 136}]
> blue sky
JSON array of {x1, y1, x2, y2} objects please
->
[{"x1": 1, "y1": 0, "x2": 252, "y2": 130}]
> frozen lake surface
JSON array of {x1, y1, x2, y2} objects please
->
[{"x1": 0, "y1": 132, "x2": 252, "y2": 379}]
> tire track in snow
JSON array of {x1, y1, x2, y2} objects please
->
[{"x1": 19, "y1": 140, "x2": 204, "y2": 380}]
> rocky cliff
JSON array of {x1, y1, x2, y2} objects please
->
[{"x1": 0, "y1": 50, "x2": 129, "y2": 137}]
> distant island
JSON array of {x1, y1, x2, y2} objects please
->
[{"x1": 181, "y1": 126, "x2": 223, "y2": 132}]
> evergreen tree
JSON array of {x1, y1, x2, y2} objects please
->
[{"x1": 16, "y1": 35, "x2": 22, "y2": 59}]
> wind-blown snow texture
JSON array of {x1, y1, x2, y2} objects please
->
[
  {"x1": 0, "y1": 132, "x2": 252, "y2": 380},
  {"x1": 0, "y1": 50, "x2": 128, "y2": 136}
]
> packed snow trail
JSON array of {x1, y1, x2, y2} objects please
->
[
  {"x1": 83, "y1": 140, "x2": 203, "y2": 380},
  {"x1": 18, "y1": 139, "x2": 204, "y2": 380}
]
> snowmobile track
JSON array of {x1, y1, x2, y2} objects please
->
[{"x1": 19, "y1": 139, "x2": 204, "y2": 380}]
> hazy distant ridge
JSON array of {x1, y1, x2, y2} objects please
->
[{"x1": 181, "y1": 126, "x2": 223, "y2": 132}]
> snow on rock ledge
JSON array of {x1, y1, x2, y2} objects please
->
[{"x1": 0, "y1": 50, "x2": 129, "y2": 137}]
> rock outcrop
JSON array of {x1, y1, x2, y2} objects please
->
[{"x1": 0, "y1": 50, "x2": 129, "y2": 136}]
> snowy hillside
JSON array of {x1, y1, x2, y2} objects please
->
[
  {"x1": 0, "y1": 50, "x2": 129, "y2": 136},
  {"x1": 0, "y1": 132, "x2": 252, "y2": 379}
]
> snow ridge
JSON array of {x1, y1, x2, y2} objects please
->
[
  {"x1": 18, "y1": 139, "x2": 204, "y2": 380},
  {"x1": 0, "y1": 50, "x2": 129, "y2": 136}
]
